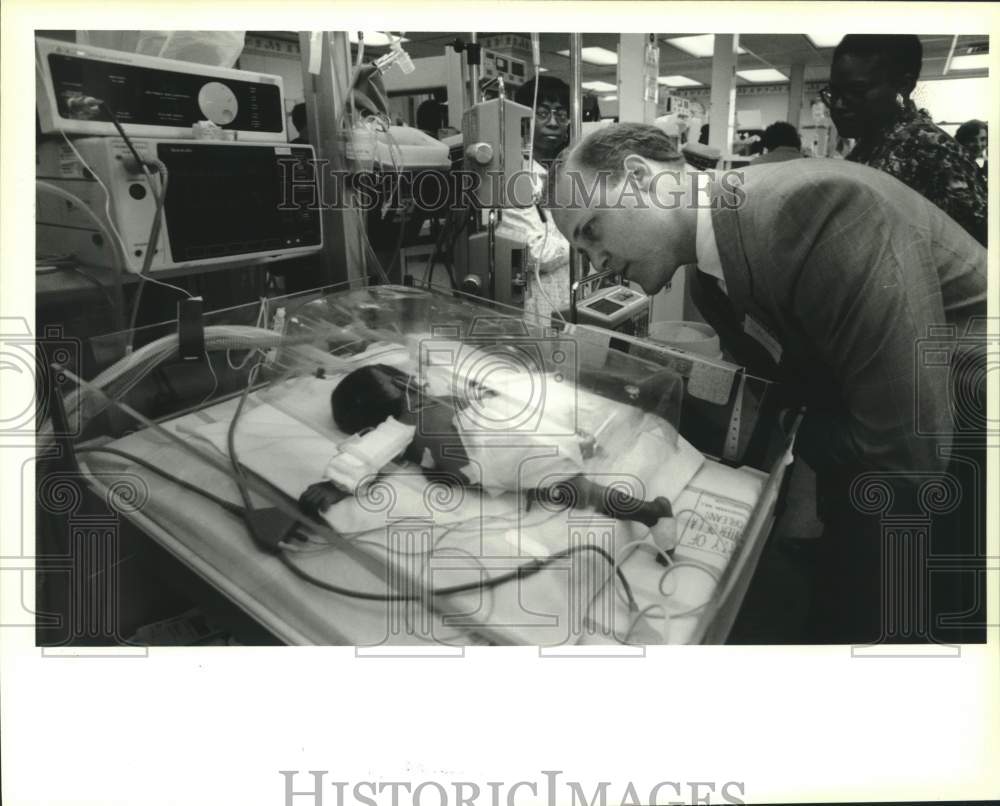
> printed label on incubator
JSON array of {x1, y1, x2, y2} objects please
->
[{"x1": 676, "y1": 488, "x2": 752, "y2": 561}]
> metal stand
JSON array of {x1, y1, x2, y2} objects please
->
[{"x1": 568, "y1": 33, "x2": 586, "y2": 323}]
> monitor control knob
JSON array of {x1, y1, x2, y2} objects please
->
[
  {"x1": 198, "y1": 81, "x2": 238, "y2": 126},
  {"x1": 465, "y1": 142, "x2": 493, "y2": 165}
]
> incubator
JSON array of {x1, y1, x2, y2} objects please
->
[{"x1": 43, "y1": 282, "x2": 798, "y2": 646}]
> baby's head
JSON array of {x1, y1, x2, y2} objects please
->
[{"x1": 331, "y1": 364, "x2": 413, "y2": 434}]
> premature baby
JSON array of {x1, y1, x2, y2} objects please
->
[{"x1": 299, "y1": 364, "x2": 675, "y2": 544}]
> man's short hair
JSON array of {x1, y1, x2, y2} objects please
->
[
  {"x1": 565, "y1": 122, "x2": 683, "y2": 176},
  {"x1": 514, "y1": 75, "x2": 570, "y2": 110},
  {"x1": 832, "y1": 34, "x2": 923, "y2": 84},
  {"x1": 545, "y1": 122, "x2": 684, "y2": 206},
  {"x1": 762, "y1": 121, "x2": 801, "y2": 151}
]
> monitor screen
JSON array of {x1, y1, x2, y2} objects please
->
[{"x1": 587, "y1": 297, "x2": 624, "y2": 316}]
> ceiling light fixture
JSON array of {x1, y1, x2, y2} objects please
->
[
  {"x1": 557, "y1": 46, "x2": 619, "y2": 65},
  {"x1": 658, "y1": 75, "x2": 702, "y2": 87},
  {"x1": 804, "y1": 33, "x2": 848, "y2": 48},
  {"x1": 949, "y1": 54, "x2": 990, "y2": 71},
  {"x1": 736, "y1": 68, "x2": 788, "y2": 83},
  {"x1": 581, "y1": 80, "x2": 617, "y2": 92},
  {"x1": 664, "y1": 35, "x2": 746, "y2": 58}
]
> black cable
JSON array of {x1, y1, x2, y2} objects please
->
[
  {"x1": 99, "y1": 101, "x2": 147, "y2": 172},
  {"x1": 227, "y1": 364, "x2": 262, "y2": 521},
  {"x1": 76, "y1": 446, "x2": 246, "y2": 516},
  {"x1": 279, "y1": 539, "x2": 635, "y2": 604},
  {"x1": 86, "y1": 401, "x2": 638, "y2": 610},
  {"x1": 387, "y1": 200, "x2": 410, "y2": 284},
  {"x1": 426, "y1": 204, "x2": 473, "y2": 291},
  {"x1": 96, "y1": 101, "x2": 183, "y2": 351},
  {"x1": 425, "y1": 207, "x2": 457, "y2": 288},
  {"x1": 223, "y1": 364, "x2": 637, "y2": 606}
]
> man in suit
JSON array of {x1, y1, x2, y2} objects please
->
[{"x1": 547, "y1": 122, "x2": 987, "y2": 644}]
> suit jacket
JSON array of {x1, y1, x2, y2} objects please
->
[{"x1": 691, "y1": 158, "x2": 987, "y2": 495}]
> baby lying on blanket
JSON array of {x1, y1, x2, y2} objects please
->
[{"x1": 298, "y1": 363, "x2": 677, "y2": 548}]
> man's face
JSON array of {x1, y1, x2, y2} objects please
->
[
  {"x1": 534, "y1": 97, "x2": 570, "y2": 159},
  {"x1": 827, "y1": 54, "x2": 899, "y2": 139},
  {"x1": 549, "y1": 158, "x2": 693, "y2": 296}
]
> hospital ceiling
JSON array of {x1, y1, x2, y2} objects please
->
[{"x1": 257, "y1": 32, "x2": 989, "y2": 88}]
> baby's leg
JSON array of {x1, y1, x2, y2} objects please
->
[{"x1": 534, "y1": 475, "x2": 672, "y2": 526}]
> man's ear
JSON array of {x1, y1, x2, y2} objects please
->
[{"x1": 623, "y1": 153, "x2": 657, "y2": 189}]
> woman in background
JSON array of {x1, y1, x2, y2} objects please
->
[
  {"x1": 824, "y1": 34, "x2": 986, "y2": 246},
  {"x1": 499, "y1": 76, "x2": 573, "y2": 327}
]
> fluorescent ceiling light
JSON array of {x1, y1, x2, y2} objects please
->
[
  {"x1": 348, "y1": 31, "x2": 409, "y2": 46},
  {"x1": 805, "y1": 33, "x2": 847, "y2": 48},
  {"x1": 537, "y1": 66, "x2": 549, "y2": 72},
  {"x1": 600, "y1": 94, "x2": 618, "y2": 101},
  {"x1": 664, "y1": 35, "x2": 746, "y2": 58},
  {"x1": 582, "y1": 80, "x2": 617, "y2": 92},
  {"x1": 950, "y1": 54, "x2": 990, "y2": 71},
  {"x1": 658, "y1": 75, "x2": 702, "y2": 87},
  {"x1": 557, "y1": 47, "x2": 619, "y2": 65},
  {"x1": 737, "y1": 68, "x2": 788, "y2": 83}
]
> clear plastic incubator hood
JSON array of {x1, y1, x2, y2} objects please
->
[{"x1": 43, "y1": 282, "x2": 798, "y2": 646}]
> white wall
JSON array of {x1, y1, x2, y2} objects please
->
[{"x1": 914, "y1": 76, "x2": 991, "y2": 125}]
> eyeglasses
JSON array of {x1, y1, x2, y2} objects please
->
[
  {"x1": 536, "y1": 105, "x2": 569, "y2": 123},
  {"x1": 818, "y1": 86, "x2": 842, "y2": 107},
  {"x1": 818, "y1": 84, "x2": 874, "y2": 107}
]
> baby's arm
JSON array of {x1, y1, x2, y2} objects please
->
[
  {"x1": 299, "y1": 481, "x2": 350, "y2": 520},
  {"x1": 300, "y1": 416, "x2": 418, "y2": 518}
]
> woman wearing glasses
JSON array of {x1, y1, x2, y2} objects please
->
[
  {"x1": 823, "y1": 34, "x2": 986, "y2": 246},
  {"x1": 496, "y1": 76, "x2": 573, "y2": 326}
]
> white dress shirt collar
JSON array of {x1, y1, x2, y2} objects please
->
[{"x1": 695, "y1": 202, "x2": 727, "y2": 294}]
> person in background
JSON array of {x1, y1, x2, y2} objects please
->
[
  {"x1": 754, "y1": 121, "x2": 804, "y2": 164},
  {"x1": 955, "y1": 119, "x2": 988, "y2": 183},
  {"x1": 515, "y1": 75, "x2": 573, "y2": 169},
  {"x1": 698, "y1": 124, "x2": 710, "y2": 145},
  {"x1": 583, "y1": 93, "x2": 603, "y2": 122},
  {"x1": 824, "y1": 34, "x2": 987, "y2": 246},
  {"x1": 416, "y1": 98, "x2": 447, "y2": 138},
  {"x1": 498, "y1": 75, "x2": 572, "y2": 325},
  {"x1": 289, "y1": 102, "x2": 308, "y2": 144},
  {"x1": 741, "y1": 130, "x2": 766, "y2": 157}
]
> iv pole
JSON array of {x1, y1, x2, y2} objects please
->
[{"x1": 568, "y1": 33, "x2": 585, "y2": 323}]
